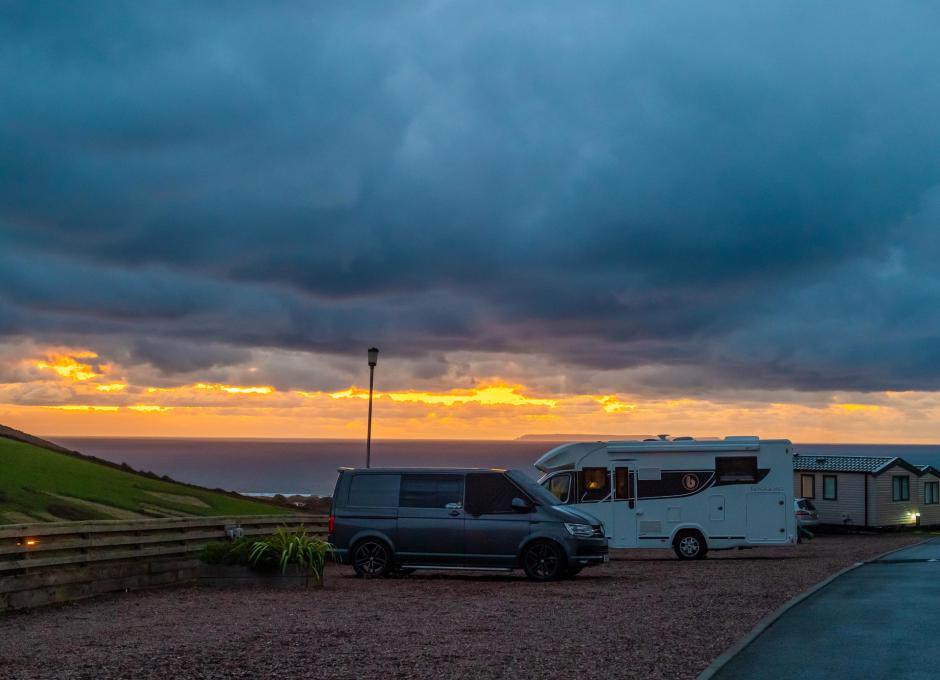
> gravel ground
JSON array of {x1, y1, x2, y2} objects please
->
[{"x1": 0, "y1": 533, "x2": 928, "y2": 680}]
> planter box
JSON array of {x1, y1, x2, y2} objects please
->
[{"x1": 198, "y1": 564, "x2": 321, "y2": 589}]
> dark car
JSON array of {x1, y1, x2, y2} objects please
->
[{"x1": 328, "y1": 468, "x2": 608, "y2": 580}]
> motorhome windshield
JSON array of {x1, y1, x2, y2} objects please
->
[{"x1": 508, "y1": 470, "x2": 561, "y2": 506}]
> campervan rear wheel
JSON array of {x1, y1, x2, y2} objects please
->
[
  {"x1": 522, "y1": 541, "x2": 566, "y2": 581},
  {"x1": 673, "y1": 530, "x2": 708, "y2": 560},
  {"x1": 351, "y1": 539, "x2": 393, "y2": 577}
]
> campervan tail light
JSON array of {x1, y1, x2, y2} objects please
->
[{"x1": 564, "y1": 523, "x2": 596, "y2": 538}]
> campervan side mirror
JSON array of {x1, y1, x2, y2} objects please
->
[{"x1": 511, "y1": 497, "x2": 533, "y2": 512}]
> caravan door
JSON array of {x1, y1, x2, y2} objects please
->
[{"x1": 611, "y1": 466, "x2": 637, "y2": 548}]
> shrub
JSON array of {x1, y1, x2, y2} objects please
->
[
  {"x1": 249, "y1": 526, "x2": 333, "y2": 585},
  {"x1": 199, "y1": 536, "x2": 256, "y2": 566}
]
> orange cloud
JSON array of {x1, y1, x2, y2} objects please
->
[
  {"x1": 96, "y1": 383, "x2": 127, "y2": 392},
  {"x1": 34, "y1": 352, "x2": 101, "y2": 381},
  {"x1": 324, "y1": 384, "x2": 557, "y2": 408},
  {"x1": 194, "y1": 383, "x2": 275, "y2": 395}
]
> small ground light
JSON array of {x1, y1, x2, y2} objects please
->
[{"x1": 18, "y1": 538, "x2": 39, "y2": 547}]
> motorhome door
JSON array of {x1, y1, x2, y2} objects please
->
[{"x1": 611, "y1": 466, "x2": 637, "y2": 548}]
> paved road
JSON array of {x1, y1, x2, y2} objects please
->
[{"x1": 712, "y1": 538, "x2": 940, "y2": 680}]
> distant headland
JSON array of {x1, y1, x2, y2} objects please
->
[{"x1": 515, "y1": 433, "x2": 650, "y2": 442}]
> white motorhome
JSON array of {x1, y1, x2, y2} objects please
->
[{"x1": 535, "y1": 436, "x2": 796, "y2": 559}]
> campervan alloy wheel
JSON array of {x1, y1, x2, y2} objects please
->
[
  {"x1": 352, "y1": 539, "x2": 393, "y2": 577},
  {"x1": 673, "y1": 530, "x2": 708, "y2": 560},
  {"x1": 522, "y1": 541, "x2": 566, "y2": 581}
]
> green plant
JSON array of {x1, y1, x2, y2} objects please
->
[
  {"x1": 200, "y1": 540, "x2": 234, "y2": 565},
  {"x1": 199, "y1": 536, "x2": 256, "y2": 565},
  {"x1": 249, "y1": 526, "x2": 333, "y2": 584}
]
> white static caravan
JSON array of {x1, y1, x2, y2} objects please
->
[{"x1": 535, "y1": 436, "x2": 797, "y2": 559}]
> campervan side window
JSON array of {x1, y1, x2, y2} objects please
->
[
  {"x1": 580, "y1": 468, "x2": 610, "y2": 502},
  {"x1": 716, "y1": 456, "x2": 758, "y2": 483},
  {"x1": 348, "y1": 473, "x2": 400, "y2": 507},
  {"x1": 823, "y1": 475, "x2": 837, "y2": 500},
  {"x1": 400, "y1": 474, "x2": 463, "y2": 509},
  {"x1": 465, "y1": 473, "x2": 522, "y2": 515}
]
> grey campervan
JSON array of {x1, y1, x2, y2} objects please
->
[{"x1": 328, "y1": 468, "x2": 608, "y2": 580}]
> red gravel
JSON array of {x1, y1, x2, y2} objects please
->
[{"x1": 0, "y1": 533, "x2": 928, "y2": 680}]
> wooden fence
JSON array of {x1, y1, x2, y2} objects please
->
[{"x1": 0, "y1": 514, "x2": 327, "y2": 612}]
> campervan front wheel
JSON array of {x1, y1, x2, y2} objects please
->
[
  {"x1": 522, "y1": 540, "x2": 566, "y2": 581},
  {"x1": 673, "y1": 530, "x2": 708, "y2": 560}
]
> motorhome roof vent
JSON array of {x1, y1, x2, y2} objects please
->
[
  {"x1": 816, "y1": 457, "x2": 826, "y2": 464},
  {"x1": 673, "y1": 436, "x2": 694, "y2": 441},
  {"x1": 657, "y1": 434, "x2": 670, "y2": 440}
]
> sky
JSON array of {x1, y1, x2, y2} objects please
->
[{"x1": 3, "y1": 2, "x2": 940, "y2": 441}]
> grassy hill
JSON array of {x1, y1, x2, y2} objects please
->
[{"x1": 0, "y1": 430, "x2": 291, "y2": 524}]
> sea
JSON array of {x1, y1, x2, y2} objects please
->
[{"x1": 53, "y1": 438, "x2": 940, "y2": 498}]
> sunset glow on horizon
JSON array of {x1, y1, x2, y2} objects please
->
[{"x1": 3, "y1": 345, "x2": 940, "y2": 443}]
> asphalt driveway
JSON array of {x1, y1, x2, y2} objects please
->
[{"x1": 711, "y1": 538, "x2": 940, "y2": 680}]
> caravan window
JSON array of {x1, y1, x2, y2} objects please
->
[
  {"x1": 716, "y1": 457, "x2": 758, "y2": 483},
  {"x1": 892, "y1": 475, "x2": 910, "y2": 502},
  {"x1": 543, "y1": 473, "x2": 572, "y2": 504},
  {"x1": 800, "y1": 475, "x2": 815, "y2": 499},
  {"x1": 580, "y1": 468, "x2": 610, "y2": 502},
  {"x1": 925, "y1": 482, "x2": 939, "y2": 505}
]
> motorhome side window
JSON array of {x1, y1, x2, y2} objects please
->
[
  {"x1": 715, "y1": 456, "x2": 758, "y2": 483},
  {"x1": 347, "y1": 473, "x2": 400, "y2": 507},
  {"x1": 580, "y1": 468, "x2": 610, "y2": 502},
  {"x1": 615, "y1": 468, "x2": 634, "y2": 500},
  {"x1": 465, "y1": 473, "x2": 524, "y2": 515},
  {"x1": 543, "y1": 473, "x2": 572, "y2": 503},
  {"x1": 399, "y1": 474, "x2": 463, "y2": 508}
]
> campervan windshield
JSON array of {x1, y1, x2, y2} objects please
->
[{"x1": 508, "y1": 470, "x2": 562, "y2": 506}]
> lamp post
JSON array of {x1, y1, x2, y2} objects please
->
[{"x1": 366, "y1": 347, "x2": 379, "y2": 468}]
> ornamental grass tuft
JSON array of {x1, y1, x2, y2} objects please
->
[{"x1": 249, "y1": 526, "x2": 333, "y2": 585}]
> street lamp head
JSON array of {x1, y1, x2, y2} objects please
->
[{"x1": 367, "y1": 347, "x2": 379, "y2": 367}]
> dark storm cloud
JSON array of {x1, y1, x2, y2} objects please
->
[{"x1": 3, "y1": 2, "x2": 940, "y2": 391}]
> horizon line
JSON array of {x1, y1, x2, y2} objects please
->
[{"x1": 42, "y1": 434, "x2": 940, "y2": 446}]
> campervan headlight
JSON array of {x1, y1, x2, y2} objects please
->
[{"x1": 564, "y1": 523, "x2": 595, "y2": 538}]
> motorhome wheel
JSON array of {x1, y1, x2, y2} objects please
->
[{"x1": 673, "y1": 531, "x2": 708, "y2": 560}]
